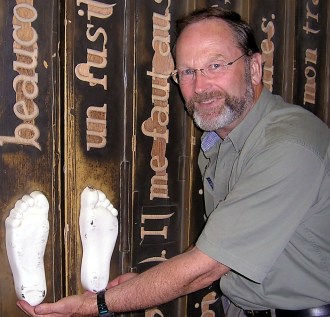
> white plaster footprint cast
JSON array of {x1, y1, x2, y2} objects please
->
[
  {"x1": 5, "y1": 191, "x2": 49, "y2": 306},
  {"x1": 80, "y1": 186, "x2": 118, "y2": 292}
]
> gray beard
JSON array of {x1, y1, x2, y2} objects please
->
[
  {"x1": 192, "y1": 96, "x2": 247, "y2": 131},
  {"x1": 185, "y1": 66, "x2": 254, "y2": 132}
]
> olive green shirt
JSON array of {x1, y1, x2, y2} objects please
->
[{"x1": 196, "y1": 88, "x2": 330, "y2": 310}]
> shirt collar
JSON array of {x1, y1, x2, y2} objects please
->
[
  {"x1": 200, "y1": 87, "x2": 274, "y2": 154},
  {"x1": 201, "y1": 131, "x2": 221, "y2": 152}
]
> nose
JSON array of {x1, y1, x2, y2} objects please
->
[{"x1": 193, "y1": 69, "x2": 210, "y2": 94}]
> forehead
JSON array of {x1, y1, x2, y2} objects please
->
[{"x1": 175, "y1": 19, "x2": 239, "y2": 66}]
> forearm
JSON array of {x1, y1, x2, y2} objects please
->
[
  {"x1": 108, "y1": 258, "x2": 194, "y2": 312},
  {"x1": 101, "y1": 247, "x2": 228, "y2": 313},
  {"x1": 29, "y1": 247, "x2": 228, "y2": 316}
]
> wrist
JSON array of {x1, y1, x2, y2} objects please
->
[{"x1": 97, "y1": 289, "x2": 115, "y2": 317}]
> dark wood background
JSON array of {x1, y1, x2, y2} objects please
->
[{"x1": 0, "y1": 0, "x2": 329, "y2": 316}]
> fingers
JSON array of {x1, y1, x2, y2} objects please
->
[
  {"x1": 17, "y1": 300, "x2": 55, "y2": 317},
  {"x1": 34, "y1": 302, "x2": 61, "y2": 315},
  {"x1": 107, "y1": 272, "x2": 139, "y2": 288},
  {"x1": 107, "y1": 278, "x2": 119, "y2": 288},
  {"x1": 17, "y1": 301, "x2": 62, "y2": 316},
  {"x1": 17, "y1": 293, "x2": 92, "y2": 316},
  {"x1": 17, "y1": 301, "x2": 36, "y2": 317}
]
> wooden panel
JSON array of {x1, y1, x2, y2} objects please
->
[
  {"x1": 131, "y1": 1, "x2": 190, "y2": 315},
  {"x1": 0, "y1": 0, "x2": 62, "y2": 316},
  {"x1": 63, "y1": 0, "x2": 134, "y2": 295},
  {"x1": 293, "y1": 0, "x2": 329, "y2": 122},
  {"x1": 196, "y1": 0, "x2": 247, "y2": 14},
  {"x1": 318, "y1": 0, "x2": 330, "y2": 126},
  {"x1": 132, "y1": 1, "x2": 224, "y2": 316},
  {"x1": 1, "y1": 1, "x2": 329, "y2": 316},
  {"x1": 247, "y1": 0, "x2": 295, "y2": 101}
]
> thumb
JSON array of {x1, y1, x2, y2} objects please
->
[
  {"x1": 17, "y1": 300, "x2": 35, "y2": 317},
  {"x1": 34, "y1": 302, "x2": 61, "y2": 314}
]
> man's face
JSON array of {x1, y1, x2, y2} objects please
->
[{"x1": 175, "y1": 19, "x2": 255, "y2": 134}]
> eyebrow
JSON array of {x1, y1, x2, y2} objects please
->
[{"x1": 176, "y1": 53, "x2": 227, "y2": 70}]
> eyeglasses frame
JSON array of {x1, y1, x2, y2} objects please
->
[{"x1": 170, "y1": 53, "x2": 247, "y2": 84}]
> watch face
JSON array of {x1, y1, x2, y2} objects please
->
[{"x1": 99, "y1": 311, "x2": 115, "y2": 317}]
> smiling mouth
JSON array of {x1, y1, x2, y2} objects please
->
[
  {"x1": 204, "y1": 97, "x2": 219, "y2": 102},
  {"x1": 197, "y1": 96, "x2": 224, "y2": 107},
  {"x1": 186, "y1": 91, "x2": 227, "y2": 114}
]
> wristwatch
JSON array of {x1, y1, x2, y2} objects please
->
[{"x1": 97, "y1": 289, "x2": 115, "y2": 317}]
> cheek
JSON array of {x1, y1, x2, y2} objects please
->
[
  {"x1": 221, "y1": 74, "x2": 246, "y2": 96},
  {"x1": 178, "y1": 85, "x2": 193, "y2": 102}
]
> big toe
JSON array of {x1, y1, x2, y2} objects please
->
[
  {"x1": 81, "y1": 187, "x2": 99, "y2": 208},
  {"x1": 30, "y1": 192, "x2": 49, "y2": 210}
]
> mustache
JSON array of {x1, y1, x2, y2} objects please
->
[{"x1": 186, "y1": 90, "x2": 229, "y2": 108}]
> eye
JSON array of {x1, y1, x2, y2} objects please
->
[
  {"x1": 208, "y1": 63, "x2": 224, "y2": 71},
  {"x1": 180, "y1": 69, "x2": 195, "y2": 77}
]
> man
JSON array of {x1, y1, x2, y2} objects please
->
[{"x1": 19, "y1": 6, "x2": 330, "y2": 317}]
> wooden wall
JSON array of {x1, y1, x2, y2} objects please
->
[{"x1": 0, "y1": 0, "x2": 329, "y2": 316}]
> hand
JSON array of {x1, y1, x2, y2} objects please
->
[
  {"x1": 107, "y1": 272, "x2": 138, "y2": 288},
  {"x1": 16, "y1": 273, "x2": 138, "y2": 317},
  {"x1": 17, "y1": 292, "x2": 96, "y2": 317}
]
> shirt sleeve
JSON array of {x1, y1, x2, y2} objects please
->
[{"x1": 196, "y1": 140, "x2": 325, "y2": 283}]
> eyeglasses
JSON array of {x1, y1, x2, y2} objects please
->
[{"x1": 171, "y1": 53, "x2": 246, "y2": 85}]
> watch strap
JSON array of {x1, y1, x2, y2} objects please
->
[{"x1": 97, "y1": 289, "x2": 115, "y2": 317}]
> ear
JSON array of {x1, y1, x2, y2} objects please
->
[{"x1": 250, "y1": 53, "x2": 263, "y2": 85}]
